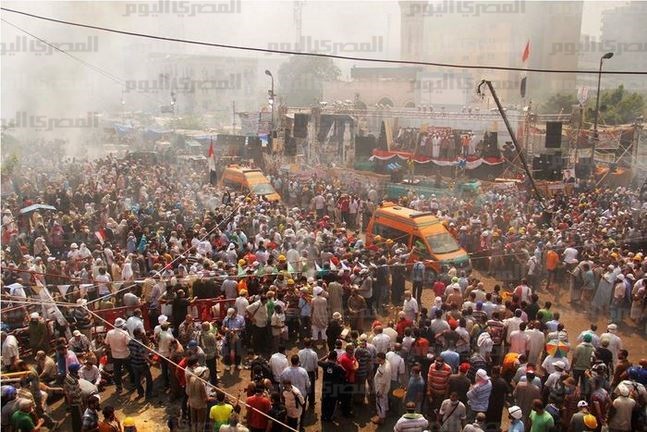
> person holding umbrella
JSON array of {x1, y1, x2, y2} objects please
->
[{"x1": 542, "y1": 340, "x2": 571, "y2": 375}]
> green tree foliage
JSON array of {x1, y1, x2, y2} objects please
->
[
  {"x1": 277, "y1": 56, "x2": 341, "y2": 106},
  {"x1": 592, "y1": 85, "x2": 645, "y2": 125},
  {"x1": 540, "y1": 86, "x2": 645, "y2": 125},
  {"x1": 540, "y1": 93, "x2": 578, "y2": 114},
  {"x1": 167, "y1": 115, "x2": 206, "y2": 130},
  {"x1": 1, "y1": 154, "x2": 19, "y2": 176}
]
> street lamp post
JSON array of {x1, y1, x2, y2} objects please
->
[
  {"x1": 591, "y1": 52, "x2": 614, "y2": 171},
  {"x1": 264, "y1": 70, "x2": 275, "y2": 134}
]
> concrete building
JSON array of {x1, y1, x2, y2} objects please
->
[
  {"x1": 598, "y1": 1, "x2": 647, "y2": 93},
  {"x1": 322, "y1": 0, "x2": 584, "y2": 110},
  {"x1": 419, "y1": 1, "x2": 583, "y2": 104},
  {"x1": 132, "y1": 53, "x2": 261, "y2": 118},
  {"x1": 323, "y1": 66, "x2": 419, "y2": 109}
]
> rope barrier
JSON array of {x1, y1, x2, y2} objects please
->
[
  {"x1": 3, "y1": 230, "x2": 646, "y2": 289},
  {"x1": 82, "y1": 306, "x2": 302, "y2": 432}
]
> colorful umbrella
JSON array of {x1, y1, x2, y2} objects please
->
[{"x1": 545, "y1": 340, "x2": 570, "y2": 357}]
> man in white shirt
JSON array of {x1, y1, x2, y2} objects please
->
[
  {"x1": 542, "y1": 355, "x2": 570, "y2": 375},
  {"x1": 524, "y1": 321, "x2": 546, "y2": 366},
  {"x1": 79, "y1": 359, "x2": 102, "y2": 387},
  {"x1": 402, "y1": 291, "x2": 419, "y2": 322},
  {"x1": 1, "y1": 331, "x2": 20, "y2": 369},
  {"x1": 503, "y1": 309, "x2": 524, "y2": 344},
  {"x1": 372, "y1": 352, "x2": 391, "y2": 425},
  {"x1": 125, "y1": 309, "x2": 145, "y2": 337},
  {"x1": 482, "y1": 294, "x2": 496, "y2": 318},
  {"x1": 600, "y1": 323, "x2": 623, "y2": 363},
  {"x1": 95, "y1": 268, "x2": 112, "y2": 297},
  {"x1": 386, "y1": 344, "x2": 406, "y2": 387},
  {"x1": 313, "y1": 193, "x2": 326, "y2": 218},
  {"x1": 281, "y1": 379, "x2": 305, "y2": 429},
  {"x1": 234, "y1": 290, "x2": 249, "y2": 316},
  {"x1": 297, "y1": 339, "x2": 319, "y2": 408},
  {"x1": 544, "y1": 360, "x2": 567, "y2": 390},
  {"x1": 562, "y1": 246, "x2": 579, "y2": 266},
  {"x1": 280, "y1": 355, "x2": 311, "y2": 408},
  {"x1": 513, "y1": 279, "x2": 533, "y2": 304},
  {"x1": 156, "y1": 322, "x2": 175, "y2": 388},
  {"x1": 105, "y1": 317, "x2": 130, "y2": 392},
  {"x1": 269, "y1": 346, "x2": 289, "y2": 383},
  {"x1": 246, "y1": 296, "x2": 269, "y2": 355},
  {"x1": 371, "y1": 327, "x2": 391, "y2": 354},
  {"x1": 508, "y1": 322, "x2": 529, "y2": 356}
]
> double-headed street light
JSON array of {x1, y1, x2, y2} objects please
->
[{"x1": 591, "y1": 52, "x2": 614, "y2": 172}]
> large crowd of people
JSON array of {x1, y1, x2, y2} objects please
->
[{"x1": 1, "y1": 151, "x2": 646, "y2": 432}]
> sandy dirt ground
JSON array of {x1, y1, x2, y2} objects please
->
[{"x1": 44, "y1": 272, "x2": 646, "y2": 432}]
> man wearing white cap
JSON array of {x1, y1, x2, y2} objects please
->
[
  {"x1": 156, "y1": 320, "x2": 174, "y2": 388},
  {"x1": 600, "y1": 323, "x2": 623, "y2": 364},
  {"x1": 68, "y1": 330, "x2": 91, "y2": 354},
  {"x1": 544, "y1": 360, "x2": 567, "y2": 391},
  {"x1": 67, "y1": 243, "x2": 79, "y2": 266},
  {"x1": 608, "y1": 384, "x2": 635, "y2": 432},
  {"x1": 568, "y1": 400, "x2": 592, "y2": 432},
  {"x1": 153, "y1": 315, "x2": 169, "y2": 338},
  {"x1": 311, "y1": 286, "x2": 328, "y2": 343},
  {"x1": 466, "y1": 369, "x2": 492, "y2": 421},
  {"x1": 507, "y1": 405, "x2": 524, "y2": 432},
  {"x1": 105, "y1": 317, "x2": 130, "y2": 393}
]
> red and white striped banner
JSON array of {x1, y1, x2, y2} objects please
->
[{"x1": 369, "y1": 149, "x2": 504, "y2": 169}]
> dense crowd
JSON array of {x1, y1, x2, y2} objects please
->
[{"x1": 1, "y1": 152, "x2": 647, "y2": 432}]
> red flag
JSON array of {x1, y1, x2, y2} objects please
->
[
  {"x1": 521, "y1": 40, "x2": 530, "y2": 63},
  {"x1": 208, "y1": 141, "x2": 216, "y2": 173},
  {"x1": 521, "y1": 40, "x2": 530, "y2": 97}
]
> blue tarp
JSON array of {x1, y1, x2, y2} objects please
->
[
  {"x1": 143, "y1": 128, "x2": 172, "y2": 141},
  {"x1": 113, "y1": 124, "x2": 135, "y2": 136},
  {"x1": 192, "y1": 135, "x2": 212, "y2": 144}
]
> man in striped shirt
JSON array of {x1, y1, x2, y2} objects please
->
[
  {"x1": 128, "y1": 328, "x2": 153, "y2": 399},
  {"x1": 427, "y1": 356, "x2": 452, "y2": 413}
]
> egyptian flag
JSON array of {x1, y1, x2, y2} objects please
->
[
  {"x1": 208, "y1": 139, "x2": 217, "y2": 184},
  {"x1": 95, "y1": 228, "x2": 106, "y2": 244},
  {"x1": 520, "y1": 40, "x2": 530, "y2": 98}
]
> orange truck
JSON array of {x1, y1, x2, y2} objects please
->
[
  {"x1": 366, "y1": 202, "x2": 471, "y2": 277},
  {"x1": 221, "y1": 165, "x2": 281, "y2": 202}
]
